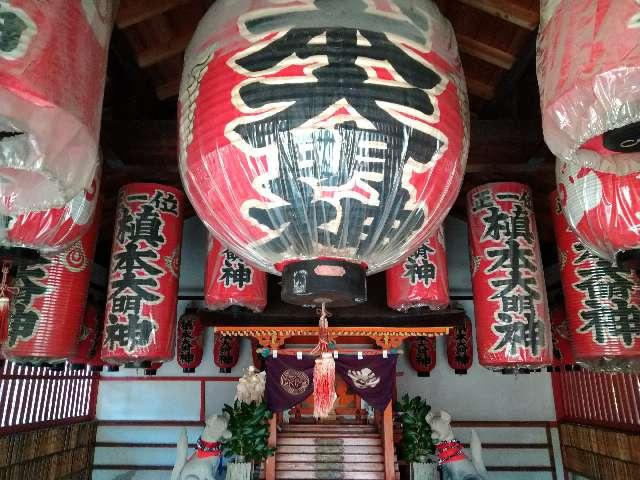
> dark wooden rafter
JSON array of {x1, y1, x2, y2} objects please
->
[{"x1": 456, "y1": 0, "x2": 539, "y2": 30}]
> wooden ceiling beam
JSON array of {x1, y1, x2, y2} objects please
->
[
  {"x1": 156, "y1": 79, "x2": 180, "y2": 100},
  {"x1": 466, "y1": 78, "x2": 495, "y2": 100},
  {"x1": 116, "y1": 0, "x2": 189, "y2": 29},
  {"x1": 136, "y1": 33, "x2": 191, "y2": 68},
  {"x1": 456, "y1": 0, "x2": 539, "y2": 30},
  {"x1": 457, "y1": 34, "x2": 516, "y2": 70}
]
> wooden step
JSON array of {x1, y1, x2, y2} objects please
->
[
  {"x1": 277, "y1": 445, "x2": 383, "y2": 455},
  {"x1": 277, "y1": 454, "x2": 384, "y2": 463},
  {"x1": 274, "y1": 470, "x2": 385, "y2": 479},
  {"x1": 279, "y1": 432, "x2": 381, "y2": 439},
  {"x1": 283, "y1": 425, "x2": 377, "y2": 433},
  {"x1": 278, "y1": 437, "x2": 381, "y2": 446},
  {"x1": 277, "y1": 462, "x2": 384, "y2": 472}
]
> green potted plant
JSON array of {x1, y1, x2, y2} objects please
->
[
  {"x1": 222, "y1": 400, "x2": 275, "y2": 480},
  {"x1": 396, "y1": 394, "x2": 437, "y2": 480}
]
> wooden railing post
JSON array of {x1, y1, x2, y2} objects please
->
[
  {"x1": 265, "y1": 413, "x2": 277, "y2": 480},
  {"x1": 383, "y1": 403, "x2": 395, "y2": 480}
]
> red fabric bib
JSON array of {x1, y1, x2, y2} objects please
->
[
  {"x1": 436, "y1": 439, "x2": 466, "y2": 465},
  {"x1": 195, "y1": 438, "x2": 222, "y2": 459}
]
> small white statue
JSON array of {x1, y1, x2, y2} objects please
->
[
  {"x1": 171, "y1": 414, "x2": 232, "y2": 480},
  {"x1": 235, "y1": 365, "x2": 266, "y2": 404}
]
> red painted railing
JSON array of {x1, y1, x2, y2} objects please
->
[
  {"x1": 552, "y1": 367, "x2": 640, "y2": 433},
  {"x1": 0, "y1": 359, "x2": 99, "y2": 435}
]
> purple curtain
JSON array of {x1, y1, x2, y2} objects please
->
[{"x1": 265, "y1": 355, "x2": 315, "y2": 412}]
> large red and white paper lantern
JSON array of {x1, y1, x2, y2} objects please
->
[
  {"x1": 386, "y1": 226, "x2": 449, "y2": 311},
  {"x1": 213, "y1": 333, "x2": 241, "y2": 373},
  {"x1": 179, "y1": 0, "x2": 469, "y2": 306},
  {"x1": 205, "y1": 236, "x2": 267, "y2": 313},
  {"x1": 69, "y1": 303, "x2": 105, "y2": 371},
  {"x1": 551, "y1": 190, "x2": 640, "y2": 370},
  {"x1": 447, "y1": 316, "x2": 473, "y2": 374},
  {"x1": 176, "y1": 308, "x2": 205, "y2": 373},
  {"x1": 2, "y1": 205, "x2": 99, "y2": 363},
  {"x1": 0, "y1": 1, "x2": 114, "y2": 214},
  {"x1": 101, "y1": 184, "x2": 185, "y2": 368},
  {"x1": 467, "y1": 183, "x2": 552, "y2": 371},
  {"x1": 408, "y1": 336, "x2": 437, "y2": 377}
]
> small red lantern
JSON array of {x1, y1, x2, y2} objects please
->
[
  {"x1": 551, "y1": 190, "x2": 640, "y2": 370},
  {"x1": 205, "y1": 236, "x2": 267, "y2": 312},
  {"x1": 213, "y1": 333, "x2": 241, "y2": 373},
  {"x1": 408, "y1": 336, "x2": 437, "y2": 377},
  {"x1": 0, "y1": 1, "x2": 114, "y2": 213},
  {"x1": 2, "y1": 205, "x2": 99, "y2": 363},
  {"x1": 386, "y1": 226, "x2": 449, "y2": 311},
  {"x1": 467, "y1": 183, "x2": 552, "y2": 371},
  {"x1": 101, "y1": 184, "x2": 185, "y2": 368},
  {"x1": 447, "y1": 317, "x2": 473, "y2": 374},
  {"x1": 549, "y1": 306, "x2": 575, "y2": 371},
  {"x1": 69, "y1": 303, "x2": 105, "y2": 371},
  {"x1": 176, "y1": 308, "x2": 205, "y2": 373}
]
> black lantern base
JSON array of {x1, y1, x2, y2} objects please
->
[
  {"x1": 417, "y1": 372, "x2": 430, "y2": 377},
  {"x1": 183, "y1": 368, "x2": 196, "y2": 374},
  {"x1": 454, "y1": 369, "x2": 468, "y2": 375},
  {"x1": 107, "y1": 365, "x2": 120, "y2": 372},
  {"x1": 617, "y1": 249, "x2": 640, "y2": 272},
  {"x1": 603, "y1": 121, "x2": 640, "y2": 152},
  {"x1": 281, "y1": 259, "x2": 367, "y2": 307},
  {"x1": 0, "y1": 246, "x2": 45, "y2": 266},
  {"x1": 125, "y1": 361, "x2": 151, "y2": 369}
]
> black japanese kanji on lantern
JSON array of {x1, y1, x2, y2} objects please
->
[
  {"x1": 408, "y1": 336, "x2": 436, "y2": 377},
  {"x1": 213, "y1": 333, "x2": 240, "y2": 373},
  {"x1": 176, "y1": 308, "x2": 205, "y2": 373},
  {"x1": 447, "y1": 317, "x2": 473, "y2": 374}
]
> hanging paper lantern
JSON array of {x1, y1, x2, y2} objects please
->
[
  {"x1": 551, "y1": 190, "x2": 640, "y2": 371},
  {"x1": 556, "y1": 159, "x2": 640, "y2": 269},
  {"x1": 179, "y1": 0, "x2": 469, "y2": 307},
  {"x1": 467, "y1": 183, "x2": 552, "y2": 371},
  {"x1": 250, "y1": 337, "x2": 264, "y2": 371},
  {"x1": 101, "y1": 184, "x2": 185, "y2": 368},
  {"x1": 386, "y1": 226, "x2": 449, "y2": 311},
  {"x1": 176, "y1": 307, "x2": 205, "y2": 373},
  {"x1": 408, "y1": 336, "x2": 436, "y2": 377},
  {"x1": 446, "y1": 317, "x2": 473, "y2": 374},
  {"x1": 2, "y1": 205, "x2": 99, "y2": 363},
  {"x1": 205, "y1": 235, "x2": 267, "y2": 313},
  {"x1": 69, "y1": 303, "x2": 105, "y2": 371},
  {"x1": 549, "y1": 305, "x2": 575, "y2": 371},
  {"x1": 0, "y1": 1, "x2": 114, "y2": 213},
  {"x1": 213, "y1": 333, "x2": 240, "y2": 373}
]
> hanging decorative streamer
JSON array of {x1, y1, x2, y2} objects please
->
[
  {"x1": 101, "y1": 184, "x2": 185, "y2": 368},
  {"x1": 408, "y1": 336, "x2": 437, "y2": 377},
  {"x1": 386, "y1": 226, "x2": 450, "y2": 311},
  {"x1": 310, "y1": 304, "x2": 336, "y2": 418},
  {"x1": 551, "y1": 190, "x2": 640, "y2": 371},
  {"x1": 467, "y1": 183, "x2": 552, "y2": 371},
  {"x1": 213, "y1": 334, "x2": 241, "y2": 373},
  {"x1": 446, "y1": 317, "x2": 473, "y2": 374},
  {"x1": 177, "y1": 308, "x2": 205, "y2": 373},
  {"x1": 204, "y1": 235, "x2": 267, "y2": 312}
]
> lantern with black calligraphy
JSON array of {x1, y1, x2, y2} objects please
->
[
  {"x1": 205, "y1": 236, "x2": 267, "y2": 313},
  {"x1": 213, "y1": 334, "x2": 240, "y2": 373},
  {"x1": 70, "y1": 303, "x2": 105, "y2": 372},
  {"x1": 407, "y1": 336, "x2": 436, "y2": 377},
  {"x1": 176, "y1": 308, "x2": 205, "y2": 373},
  {"x1": 2, "y1": 204, "x2": 99, "y2": 364},
  {"x1": 250, "y1": 337, "x2": 265, "y2": 371},
  {"x1": 467, "y1": 183, "x2": 552, "y2": 371},
  {"x1": 548, "y1": 305, "x2": 575, "y2": 372},
  {"x1": 386, "y1": 226, "x2": 449, "y2": 311},
  {"x1": 551, "y1": 190, "x2": 640, "y2": 371},
  {"x1": 0, "y1": 1, "x2": 113, "y2": 214},
  {"x1": 101, "y1": 184, "x2": 185, "y2": 368},
  {"x1": 446, "y1": 317, "x2": 473, "y2": 374},
  {"x1": 179, "y1": 0, "x2": 469, "y2": 307}
]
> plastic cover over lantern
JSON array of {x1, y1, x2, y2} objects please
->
[
  {"x1": 179, "y1": 0, "x2": 469, "y2": 306},
  {"x1": 0, "y1": 1, "x2": 114, "y2": 214},
  {"x1": 551, "y1": 190, "x2": 640, "y2": 371},
  {"x1": 467, "y1": 183, "x2": 552, "y2": 371},
  {"x1": 101, "y1": 184, "x2": 185, "y2": 368},
  {"x1": 386, "y1": 225, "x2": 449, "y2": 311}
]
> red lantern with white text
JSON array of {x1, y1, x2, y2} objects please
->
[
  {"x1": 467, "y1": 183, "x2": 552, "y2": 371},
  {"x1": 176, "y1": 308, "x2": 205, "y2": 373},
  {"x1": 387, "y1": 226, "x2": 449, "y2": 311},
  {"x1": 2, "y1": 206, "x2": 99, "y2": 363},
  {"x1": 205, "y1": 236, "x2": 267, "y2": 312},
  {"x1": 101, "y1": 184, "x2": 184, "y2": 368},
  {"x1": 0, "y1": 1, "x2": 114, "y2": 213},
  {"x1": 551, "y1": 190, "x2": 640, "y2": 371},
  {"x1": 213, "y1": 333, "x2": 240, "y2": 373},
  {"x1": 179, "y1": 0, "x2": 469, "y2": 307},
  {"x1": 447, "y1": 317, "x2": 473, "y2": 374},
  {"x1": 70, "y1": 303, "x2": 105, "y2": 371},
  {"x1": 408, "y1": 336, "x2": 436, "y2": 377}
]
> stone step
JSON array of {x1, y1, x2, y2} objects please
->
[
  {"x1": 277, "y1": 462, "x2": 384, "y2": 472},
  {"x1": 278, "y1": 437, "x2": 382, "y2": 446},
  {"x1": 276, "y1": 453, "x2": 384, "y2": 463},
  {"x1": 274, "y1": 470, "x2": 385, "y2": 479},
  {"x1": 276, "y1": 445, "x2": 383, "y2": 455}
]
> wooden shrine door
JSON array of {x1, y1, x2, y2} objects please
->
[{"x1": 290, "y1": 376, "x2": 364, "y2": 423}]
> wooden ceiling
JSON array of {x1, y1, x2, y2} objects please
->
[{"x1": 99, "y1": 0, "x2": 555, "y2": 267}]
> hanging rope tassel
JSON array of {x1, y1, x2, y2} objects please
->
[
  {"x1": 0, "y1": 261, "x2": 14, "y2": 344},
  {"x1": 312, "y1": 303, "x2": 336, "y2": 419}
]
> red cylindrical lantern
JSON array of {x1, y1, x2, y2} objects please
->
[
  {"x1": 213, "y1": 333, "x2": 240, "y2": 373},
  {"x1": 0, "y1": 1, "x2": 114, "y2": 213},
  {"x1": 467, "y1": 183, "x2": 552, "y2": 371},
  {"x1": 179, "y1": 0, "x2": 469, "y2": 307},
  {"x1": 386, "y1": 226, "x2": 449, "y2": 311},
  {"x1": 69, "y1": 303, "x2": 105, "y2": 371},
  {"x1": 447, "y1": 317, "x2": 473, "y2": 374},
  {"x1": 101, "y1": 184, "x2": 185, "y2": 368},
  {"x1": 408, "y1": 336, "x2": 436, "y2": 377},
  {"x1": 2, "y1": 205, "x2": 99, "y2": 363},
  {"x1": 549, "y1": 305, "x2": 575, "y2": 371},
  {"x1": 205, "y1": 235, "x2": 267, "y2": 313},
  {"x1": 176, "y1": 308, "x2": 205, "y2": 373},
  {"x1": 551, "y1": 190, "x2": 640, "y2": 370}
]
